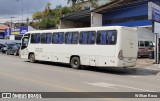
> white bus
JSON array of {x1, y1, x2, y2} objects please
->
[{"x1": 20, "y1": 26, "x2": 138, "y2": 69}]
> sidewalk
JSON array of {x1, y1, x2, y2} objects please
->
[
  {"x1": 136, "y1": 58, "x2": 160, "y2": 71},
  {"x1": 136, "y1": 58, "x2": 154, "y2": 67},
  {"x1": 135, "y1": 59, "x2": 160, "y2": 76}
]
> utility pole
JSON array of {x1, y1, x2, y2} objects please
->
[
  {"x1": 17, "y1": 0, "x2": 23, "y2": 23},
  {"x1": 10, "y1": 17, "x2": 15, "y2": 28}
]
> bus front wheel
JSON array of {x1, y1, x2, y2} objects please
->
[
  {"x1": 29, "y1": 53, "x2": 36, "y2": 63},
  {"x1": 70, "y1": 57, "x2": 81, "y2": 69}
]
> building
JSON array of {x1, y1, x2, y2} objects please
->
[
  {"x1": 4, "y1": 26, "x2": 36, "y2": 40},
  {"x1": 60, "y1": 0, "x2": 160, "y2": 28},
  {"x1": 0, "y1": 25, "x2": 10, "y2": 39},
  {"x1": 93, "y1": 0, "x2": 159, "y2": 27}
]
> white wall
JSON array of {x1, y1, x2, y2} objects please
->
[
  {"x1": 136, "y1": 27, "x2": 154, "y2": 42},
  {"x1": 91, "y1": 12, "x2": 102, "y2": 27},
  {"x1": 9, "y1": 35, "x2": 15, "y2": 40},
  {"x1": 28, "y1": 26, "x2": 36, "y2": 31}
]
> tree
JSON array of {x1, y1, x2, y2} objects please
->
[
  {"x1": 39, "y1": 17, "x2": 55, "y2": 29},
  {"x1": 67, "y1": 0, "x2": 99, "y2": 11},
  {"x1": 43, "y1": 2, "x2": 52, "y2": 17},
  {"x1": 32, "y1": 2, "x2": 72, "y2": 29},
  {"x1": 67, "y1": 0, "x2": 77, "y2": 5},
  {"x1": 32, "y1": 11, "x2": 43, "y2": 22},
  {"x1": 87, "y1": 0, "x2": 99, "y2": 8}
]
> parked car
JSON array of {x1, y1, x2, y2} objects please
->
[
  {"x1": 0, "y1": 43, "x2": 6, "y2": 49},
  {"x1": 6, "y1": 43, "x2": 21, "y2": 56},
  {"x1": 0, "y1": 44, "x2": 6, "y2": 52},
  {"x1": 1, "y1": 45, "x2": 8, "y2": 53}
]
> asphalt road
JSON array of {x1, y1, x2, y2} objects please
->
[{"x1": 0, "y1": 53, "x2": 160, "y2": 101}]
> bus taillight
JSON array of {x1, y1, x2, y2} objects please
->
[{"x1": 118, "y1": 50, "x2": 124, "y2": 60}]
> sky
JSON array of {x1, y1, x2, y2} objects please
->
[{"x1": 0, "y1": 0, "x2": 68, "y2": 23}]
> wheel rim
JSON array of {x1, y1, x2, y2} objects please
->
[
  {"x1": 74, "y1": 60, "x2": 78, "y2": 66},
  {"x1": 71, "y1": 58, "x2": 80, "y2": 68}
]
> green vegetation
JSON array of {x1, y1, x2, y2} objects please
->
[
  {"x1": 31, "y1": 0, "x2": 112, "y2": 29},
  {"x1": 31, "y1": 3, "x2": 72, "y2": 29}
]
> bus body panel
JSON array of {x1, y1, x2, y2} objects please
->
[
  {"x1": 20, "y1": 26, "x2": 138, "y2": 68},
  {"x1": 116, "y1": 27, "x2": 138, "y2": 67}
]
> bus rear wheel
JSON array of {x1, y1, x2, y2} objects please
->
[
  {"x1": 29, "y1": 53, "x2": 36, "y2": 63},
  {"x1": 70, "y1": 57, "x2": 81, "y2": 69}
]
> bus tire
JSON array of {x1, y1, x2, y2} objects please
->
[
  {"x1": 70, "y1": 57, "x2": 81, "y2": 69},
  {"x1": 29, "y1": 53, "x2": 36, "y2": 63}
]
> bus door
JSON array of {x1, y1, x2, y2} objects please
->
[{"x1": 21, "y1": 35, "x2": 30, "y2": 59}]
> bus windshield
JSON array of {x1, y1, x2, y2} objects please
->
[
  {"x1": 149, "y1": 41, "x2": 154, "y2": 47},
  {"x1": 21, "y1": 37, "x2": 29, "y2": 49}
]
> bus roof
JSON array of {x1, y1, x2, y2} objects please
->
[{"x1": 26, "y1": 26, "x2": 133, "y2": 34}]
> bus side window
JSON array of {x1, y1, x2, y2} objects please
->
[
  {"x1": 65, "y1": 32, "x2": 79, "y2": 44},
  {"x1": 88, "y1": 31, "x2": 96, "y2": 44},
  {"x1": 53, "y1": 32, "x2": 64, "y2": 44},
  {"x1": 97, "y1": 31, "x2": 107, "y2": 45},
  {"x1": 140, "y1": 41, "x2": 144, "y2": 47},
  {"x1": 31, "y1": 34, "x2": 36, "y2": 43},
  {"x1": 58, "y1": 32, "x2": 64, "y2": 44},
  {"x1": 53, "y1": 33, "x2": 59, "y2": 44},
  {"x1": 107, "y1": 30, "x2": 117, "y2": 45},
  {"x1": 41, "y1": 33, "x2": 46, "y2": 44},
  {"x1": 72, "y1": 32, "x2": 79, "y2": 44},
  {"x1": 36, "y1": 33, "x2": 40, "y2": 43},
  {"x1": 65, "y1": 32, "x2": 72, "y2": 44},
  {"x1": 80, "y1": 32, "x2": 87, "y2": 44},
  {"x1": 41, "y1": 33, "x2": 52, "y2": 44},
  {"x1": 97, "y1": 30, "x2": 117, "y2": 45},
  {"x1": 80, "y1": 31, "x2": 96, "y2": 44},
  {"x1": 31, "y1": 33, "x2": 40, "y2": 44},
  {"x1": 46, "y1": 33, "x2": 52, "y2": 44}
]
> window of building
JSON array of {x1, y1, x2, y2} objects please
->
[
  {"x1": 79, "y1": 31, "x2": 96, "y2": 44},
  {"x1": 65, "y1": 32, "x2": 79, "y2": 44},
  {"x1": 52, "y1": 32, "x2": 64, "y2": 44},
  {"x1": 97, "y1": 30, "x2": 117, "y2": 45}
]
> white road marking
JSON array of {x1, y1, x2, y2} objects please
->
[
  {"x1": 129, "y1": 76, "x2": 143, "y2": 78},
  {"x1": 146, "y1": 67, "x2": 160, "y2": 71},
  {"x1": 83, "y1": 82, "x2": 156, "y2": 92},
  {"x1": 83, "y1": 82, "x2": 116, "y2": 89}
]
